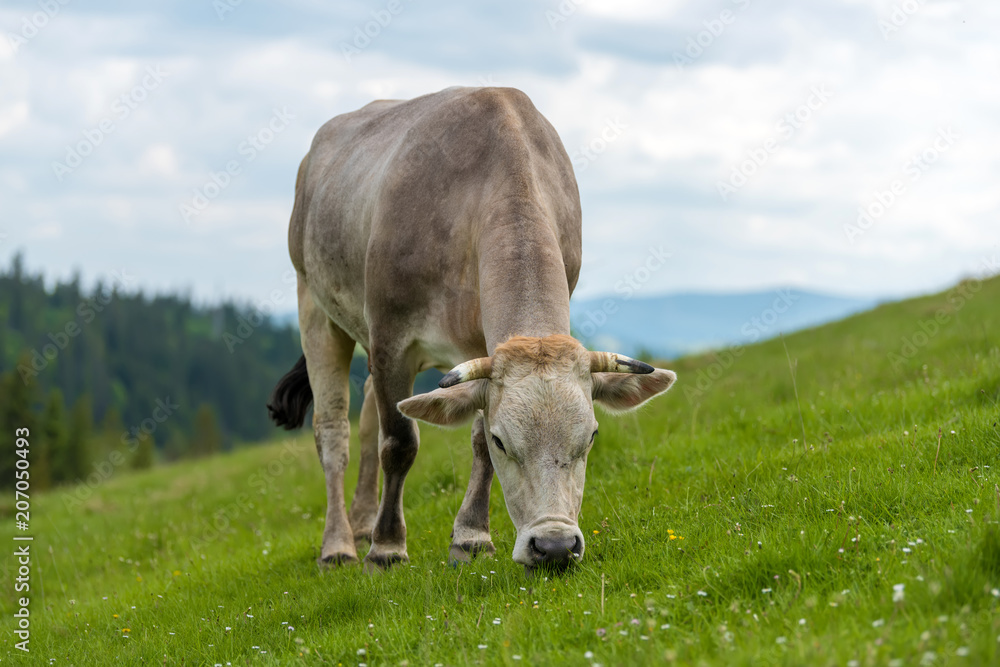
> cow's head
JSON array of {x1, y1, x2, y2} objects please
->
[{"x1": 398, "y1": 334, "x2": 676, "y2": 570}]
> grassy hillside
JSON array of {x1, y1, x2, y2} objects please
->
[{"x1": 3, "y1": 275, "x2": 998, "y2": 665}]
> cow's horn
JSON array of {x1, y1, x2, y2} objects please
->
[
  {"x1": 439, "y1": 357, "x2": 493, "y2": 388},
  {"x1": 589, "y1": 351, "x2": 655, "y2": 374}
]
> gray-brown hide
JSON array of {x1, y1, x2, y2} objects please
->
[{"x1": 284, "y1": 87, "x2": 676, "y2": 571}]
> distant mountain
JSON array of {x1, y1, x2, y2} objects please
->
[{"x1": 570, "y1": 289, "x2": 882, "y2": 359}]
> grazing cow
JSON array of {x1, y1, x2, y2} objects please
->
[{"x1": 268, "y1": 87, "x2": 676, "y2": 571}]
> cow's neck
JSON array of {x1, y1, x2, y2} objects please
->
[{"x1": 477, "y1": 218, "x2": 572, "y2": 354}]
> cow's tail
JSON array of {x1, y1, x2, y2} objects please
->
[{"x1": 267, "y1": 354, "x2": 313, "y2": 429}]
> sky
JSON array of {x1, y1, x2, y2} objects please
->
[{"x1": 1, "y1": 0, "x2": 997, "y2": 313}]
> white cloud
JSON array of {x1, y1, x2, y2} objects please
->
[
  {"x1": 0, "y1": 0, "x2": 997, "y2": 307},
  {"x1": 579, "y1": 0, "x2": 687, "y2": 23},
  {"x1": 138, "y1": 143, "x2": 179, "y2": 178}
]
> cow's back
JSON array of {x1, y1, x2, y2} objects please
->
[{"x1": 290, "y1": 87, "x2": 581, "y2": 365}]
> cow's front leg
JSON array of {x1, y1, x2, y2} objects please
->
[
  {"x1": 364, "y1": 356, "x2": 418, "y2": 572},
  {"x1": 449, "y1": 415, "x2": 496, "y2": 562},
  {"x1": 299, "y1": 288, "x2": 358, "y2": 566}
]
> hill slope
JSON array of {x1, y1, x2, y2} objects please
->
[{"x1": 3, "y1": 275, "x2": 998, "y2": 665}]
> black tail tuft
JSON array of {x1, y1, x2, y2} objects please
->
[{"x1": 267, "y1": 354, "x2": 313, "y2": 429}]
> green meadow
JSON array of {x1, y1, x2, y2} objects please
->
[{"x1": 3, "y1": 275, "x2": 999, "y2": 665}]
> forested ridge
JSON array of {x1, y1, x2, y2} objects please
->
[
  {"x1": 0, "y1": 253, "x2": 306, "y2": 488},
  {"x1": 0, "y1": 253, "x2": 448, "y2": 489}
]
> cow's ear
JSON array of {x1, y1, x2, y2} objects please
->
[
  {"x1": 592, "y1": 369, "x2": 676, "y2": 413},
  {"x1": 397, "y1": 380, "x2": 488, "y2": 427}
]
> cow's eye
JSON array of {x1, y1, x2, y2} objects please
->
[
  {"x1": 590, "y1": 429, "x2": 599, "y2": 443},
  {"x1": 491, "y1": 435, "x2": 506, "y2": 453}
]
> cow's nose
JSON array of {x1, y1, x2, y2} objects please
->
[{"x1": 529, "y1": 534, "x2": 582, "y2": 565}]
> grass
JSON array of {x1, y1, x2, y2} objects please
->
[{"x1": 2, "y1": 275, "x2": 999, "y2": 665}]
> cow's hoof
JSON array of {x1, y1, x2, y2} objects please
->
[
  {"x1": 318, "y1": 552, "x2": 359, "y2": 567},
  {"x1": 362, "y1": 551, "x2": 408, "y2": 573},
  {"x1": 449, "y1": 540, "x2": 496, "y2": 565}
]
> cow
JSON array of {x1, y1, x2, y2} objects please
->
[{"x1": 267, "y1": 87, "x2": 676, "y2": 572}]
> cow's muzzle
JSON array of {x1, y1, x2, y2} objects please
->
[
  {"x1": 516, "y1": 519, "x2": 585, "y2": 570},
  {"x1": 529, "y1": 534, "x2": 582, "y2": 564}
]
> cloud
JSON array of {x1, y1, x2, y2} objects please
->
[{"x1": 0, "y1": 0, "x2": 997, "y2": 307}]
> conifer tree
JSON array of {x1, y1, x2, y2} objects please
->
[
  {"x1": 163, "y1": 428, "x2": 190, "y2": 462},
  {"x1": 132, "y1": 435, "x2": 155, "y2": 470},
  {"x1": 67, "y1": 394, "x2": 93, "y2": 482},
  {"x1": 43, "y1": 390, "x2": 67, "y2": 481},
  {"x1": 1, "y1": 362, "x2": 37, "y2": 488},
  {"x1": 97, "y1": 405, "x2": 124, "y2": 461},
  {"x1": 42, "y1": 389, "x2": 68, "y2": 486},
  {"x1": 191, "y1": 404, "x2": 222, "y2": 458}
]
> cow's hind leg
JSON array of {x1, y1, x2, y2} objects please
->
[
  {"x1": 348, "y1": 375, "x2": 379, "y2": 545},
  {"x1": 299, "y1": 289, "x2": 358, "y2": 565},
  {"x1": 364, "y1": 350, "x2": 418, "y2": 572},
  {"x1": 449, "y1": 415, "x2": 496, "y2": 562}
]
